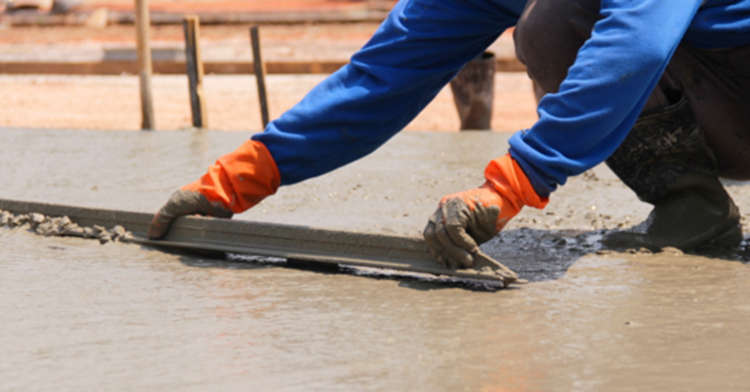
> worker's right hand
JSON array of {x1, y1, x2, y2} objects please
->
[
  {"x1": 147, "y1": 140, "x2": 281, "y2": 239},
  {"x1": 147, "y1": 190, "x2": 233, "y2": 239}
]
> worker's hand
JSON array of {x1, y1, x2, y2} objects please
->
[
  {"x1": 423, "y1": 153, "x2": 548, "y2": 269},
  {"x1": 423, "y1": 183, "x2": 515, "y2": 269},
  {"x1": 147, "y1": 190, "x2": 233, "y2": 239},
  {"x1": 147, "y1": 140, "x2": 281, "y2": 239}
]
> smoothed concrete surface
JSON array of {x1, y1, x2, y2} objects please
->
[{"x1": 0, "y1": 127, "x2": 660, "y2": 235}]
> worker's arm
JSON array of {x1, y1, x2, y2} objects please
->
[
  {"x1": 427, "y1": 0, "x2": 706, "y2": 268},
  {"x1": 148, "y1": 0, "x2": 523, "y2": 238},
  {"x1": 509, "y1": 0, "x2": 704, "y2": 196},
  {"x1": 252, "y1": 0, "x2": 524, "y2": 185}
]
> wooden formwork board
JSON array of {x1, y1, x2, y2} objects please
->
[{"x1": 0, "y1": 59, "x2": 526, "y2": 75}]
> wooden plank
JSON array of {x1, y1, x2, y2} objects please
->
[
  {"x1": 4, "y1": 9, "x2": 389, "y2": 27},
  {"x1": 0, "y1": 198, "x2": 517, "y2": 286},
  {"x1": 183, "y1": 15, "x2": 207, "y2": 128},
  {"x1": 134, "y1": 0, "x2": 154, "y2": 130},
  {"x1": 250, "y1": 26, "x2": 270, "y2": 129},
  {"x1": 0, "y1": 59, "x2": 526, "y2": 75}
]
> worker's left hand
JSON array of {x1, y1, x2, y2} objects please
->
[
  {"x1": 423, "y1": 182, "x2": 518, "y2": 269},
  {"x1": 423, "y1": 153, "x2": 549, "y2": 269}
]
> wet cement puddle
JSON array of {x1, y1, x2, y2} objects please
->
[
  {"x1": 2, "y1": 128, "x2": 749, "y2": 390},
  {"x1": 4, "y1": 223, "x2": 750, "y2": 391}
]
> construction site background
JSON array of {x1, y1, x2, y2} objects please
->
[{"x1": 0, "y1": 0, "x2": 537, "y2": 131}]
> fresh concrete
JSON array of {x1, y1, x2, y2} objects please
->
[{"x1": 1, "y1": 127, "x2": 749, "y2": 391}]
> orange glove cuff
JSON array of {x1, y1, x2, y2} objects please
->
[
  {"x1": 182, "y1": 140, "x2": 281, "y2": 213},
  {"x1": 484, "y1": 153, "x2": 549, "y2": 211}
]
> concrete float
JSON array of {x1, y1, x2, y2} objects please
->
[{"x1": 0, "y1": 198, "x2": 519, "y2": 286}]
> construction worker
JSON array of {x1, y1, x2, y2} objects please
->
[{"x1": 149, "y1": 0, "x2": 749, "y2": 270}]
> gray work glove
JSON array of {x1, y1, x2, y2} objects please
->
[
  {"x1": 423, "y1": 181, "x2": 521, "y2": 270},
  {"x1": 147, "y1": 189, "x2": 232, "y2": 239}
]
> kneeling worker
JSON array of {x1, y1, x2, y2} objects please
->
[{"x1": 148, "y1": 0, "x2": 750, "y2": 269}]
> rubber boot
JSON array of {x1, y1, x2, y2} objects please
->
[
  {"x1": 602, "y1": 96, "x2": 742, "y2": 251},
  {"x1": 450, "y1": 51, "x2": 495, "y2": 130}
]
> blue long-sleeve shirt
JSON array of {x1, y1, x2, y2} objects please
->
[{"x1": 253, "y1": 0, "x2": 750, "y2": 198}]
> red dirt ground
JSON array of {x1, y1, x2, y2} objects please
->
[{"x1": 0, "y1": 2, "x2": 536, "y2": 132}]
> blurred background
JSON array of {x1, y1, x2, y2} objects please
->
[{"x1": 0, "y1": 0, "x2": 537, "y2": 131}]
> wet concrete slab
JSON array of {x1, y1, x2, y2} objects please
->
[{"x1": 1, "y1": 127, "x2": 749, "y2": 391}]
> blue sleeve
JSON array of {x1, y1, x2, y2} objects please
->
[
  {"x1": 509, "y1": 0, "x2": 704, "y2": 197},
  {"x1": 253, "y1": 0, "x2": 525, "y2": 185}
]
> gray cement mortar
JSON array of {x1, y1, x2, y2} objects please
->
[
  {"x1": 3, "y1": 128, "x2": 750, "y2": 391},
  {"x1": 0, "y1": 209, "x2": 131, "y2": 243}
]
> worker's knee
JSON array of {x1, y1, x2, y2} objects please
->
[{"x1": 513, "y1": 0, "x2": 601, "y2": 94}]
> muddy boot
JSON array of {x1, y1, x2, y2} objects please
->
[
  {"x1": 602, "y1": 97, "x2": 742, "y2": 252},
  {"x1": 450, "y1": 51, "x2": 495, "y2": 130}
]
